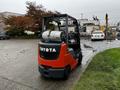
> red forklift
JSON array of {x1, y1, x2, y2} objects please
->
[{"x1": 38, "y1": 14, "x2": 82, "y2": 78}]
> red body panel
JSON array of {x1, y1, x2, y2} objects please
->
[{"x1": 38, "y1": 43, "x2": 78, "y2": 70}]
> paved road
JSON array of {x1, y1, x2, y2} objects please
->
[
  {"x1": 82, "y1": 40, "x2": 120, "y2": 52},
  {"x1": 0, "y1": 39, "x2": 119, "y2": 90}
]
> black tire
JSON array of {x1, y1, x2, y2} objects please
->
[
  {"x1": 78, "y1": 53, "x2": 82, "y2": 66},
  {"x1": 2, "y1": 37, "x2": 5, "y2": 40},
  {"x1": 91, "y1": 39, "x2": 94, "y2": 41},
  {"x1": 40, "y1": 74, "x2": 48, "y2": 80},
  {"x1": 0, "y1": 38, "x2": 3, "y2": 40},
  {"x1": 63, "y1": 66, "x2": 71, "y2": 80}
]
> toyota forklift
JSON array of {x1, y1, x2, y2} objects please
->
[{"x1": 38, "y1": 14, "x2": 82, "y2": 79}]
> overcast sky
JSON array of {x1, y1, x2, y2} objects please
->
[{"x1": 0, "y1": 0, "x2": 120, "y2": 24}]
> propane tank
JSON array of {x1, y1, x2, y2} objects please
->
[{"x1": 42, "y1": 30, "x2": 65, "y2": 42}]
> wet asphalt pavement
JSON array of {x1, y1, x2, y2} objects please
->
[{"x1": 0, "y1": 39, "x2": 119, "y2": 90}]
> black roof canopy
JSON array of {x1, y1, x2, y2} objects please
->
[{"x1": 43, "y1": 14, "x2": 77, "y2": 21}]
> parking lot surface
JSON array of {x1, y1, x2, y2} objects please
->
[{"x1": 0, "y1": 39, "x2": 119, "y2": 90}]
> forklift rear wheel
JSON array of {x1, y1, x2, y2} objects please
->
[
  {"x1": 64, "y1": 66, "x2": 71, "y2": 79},
  {"x1": 78, "y1": 53, "x2": 82, "y2": 66}
]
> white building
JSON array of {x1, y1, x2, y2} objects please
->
[{"x1": 79, "y1": 19, "x2": 100, "y2": 35}]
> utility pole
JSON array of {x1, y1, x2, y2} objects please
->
[
  {"x1": 81, "y1": 13, "x2": 83, "y2": 19},
  {"x1": 105, "y1": 13, "x2": 108, "y2": 40}
]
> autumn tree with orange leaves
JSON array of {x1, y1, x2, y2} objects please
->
[
  {"x1": 5, "y1": 1, "x2": 60, "y2": 38},
  {"x1": 26, "y1": 1, "x2": 60, "y2": 31},
  {"x1": 5, "y1": 16, "x2": 34, "y2": 37},
  {"x1": 6, "y1": 16, "x2": 34, "y2": 30}
]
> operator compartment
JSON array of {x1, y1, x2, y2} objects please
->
[{"x1": 39, "y1": 15, "x2": 67, "y2": 60}]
